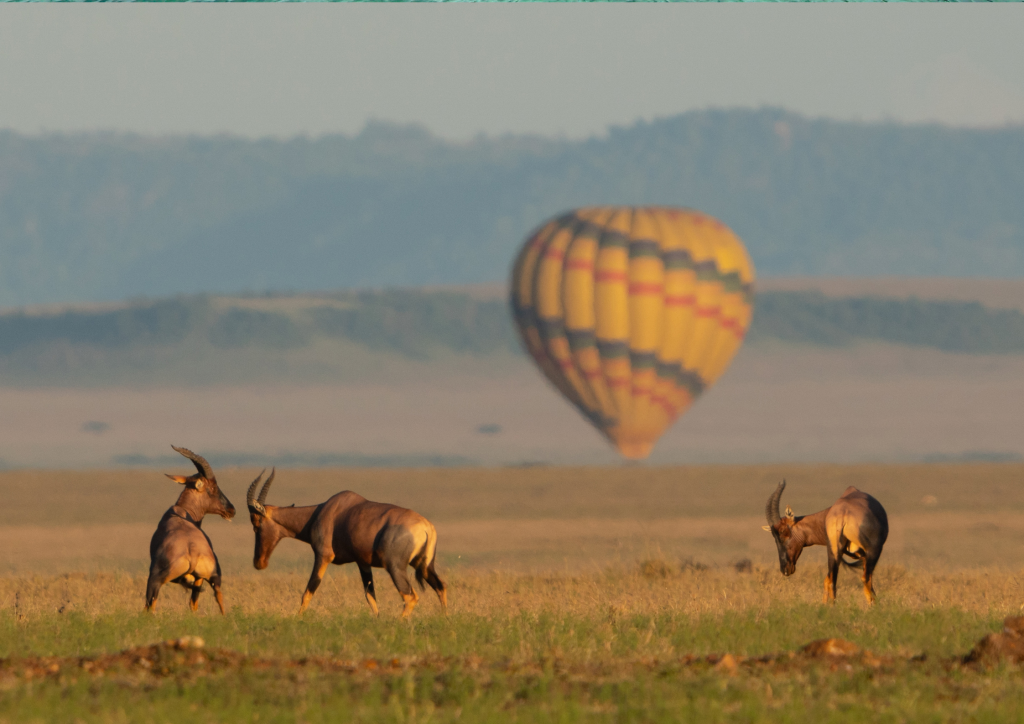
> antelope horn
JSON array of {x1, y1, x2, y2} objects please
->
[
  {"x1": 765, "y1": 480, "x2": 786, "y2": 527},
  {"x1": 246, "y1": 469, "x2": 266, "y2": 512},
  {"x1": 258, "y1": 467, "x2": 275, "y2": 506},
  {"x1": 172, "y1": 445, "x2": 215, "y2": 480}
]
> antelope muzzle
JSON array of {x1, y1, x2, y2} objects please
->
[
  {"x1": 774, "y1": 535, "x2": 796, "y2": 577},
  {"x1": 217, "y1": 490, "x2": 237, "y2": 520}
]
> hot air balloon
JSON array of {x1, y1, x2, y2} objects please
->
[{"x1": 510, "y1": 207, "x2": 755, "y2": 460}]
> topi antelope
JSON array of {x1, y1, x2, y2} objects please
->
[
  {"x1": 763, "y1": 481, "x2": 889, "y2": 604},
  {"x1": 246, "y1": 469, "x2": 447, "y2": 618},
  {"x1": 145, "y1": 446, "x2": 236, "y2": 613}
]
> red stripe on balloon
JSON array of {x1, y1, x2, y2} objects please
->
[
  {"x1": 721, "y1": 317, "x2": 748, "y2": 339},
  {"x1": 653, "y1": 396, "x2": 676, "y2": 417},
  {"x1": 565, "y1": 259, "x2": 595, "y2": 271},
  {"x1": 606, "y1": 377, "x2": 631, "y2": 389},
  {"x1": 596, "y1": 271, "x2": 628, "y2": 283},
  {"x1": 544, "y1": 249, "x2": 566, "y2": 262},
  {"x1": 628, "y1": 282, "x2": 663, "y2": 295},
  {"x1": 695, "y1": 306, "x2": 721, "y2": 319},
  {"x1": 665, "y1": 294, "x2": 697, "y2": 307}
]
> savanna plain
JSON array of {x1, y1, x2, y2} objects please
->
[{"x1": 4, "y1": 463, "x2": 1024, "y2": 722}]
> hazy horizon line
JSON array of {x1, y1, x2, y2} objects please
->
[{"x1": 6, "y1": 105, "x2": 1024, "y2": 145}]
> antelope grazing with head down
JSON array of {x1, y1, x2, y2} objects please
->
[
  {"x1": 763, "y1": 481, "x2": 889, "y2": 604},
  {"x1": 145, "y1": 446, "x2": 236, "y2": 613},
  {"x1": 246, "y1": 470, "x2": 447, "y2": 618}
]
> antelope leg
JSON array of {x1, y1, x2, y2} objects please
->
[
  {"x1": 145, "y1": 558, "x2": 190, "y2": 612},
  {"x1": 299, "y1": 552, "x2": 334, "y2": 614},
  {"x1": 425, "y1": 563, "x2": 447, "y2": 614},
  {"x1": 145, "y1": 573, "x2": 163, "y2": 613},
  {"x1": 357, "y1": 562, "x2": 380, "y2": 617},
  {"x1": 212, "y1": 576, "x2": 226, "y2": 615},
  {"x1": 823, "y1": 548, "x2": 839, "y2": 604},
  {"x1": 862, "y1": 555, "x2": 879, "y2": 604},
  {"x1": 189, "y1": 581, "x2": 204, "y2": 612},
  {"x1": 385, "y1": 562, "x2": 418, "y2": 619}
]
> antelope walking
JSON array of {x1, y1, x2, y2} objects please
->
[
  {"x1": 145, "y1": 446, "x2": 236, "y2": 613},
  {"x1": 763, "y1": 481, "x2": 889, "y2": 604},
  {"x1": 246, "y1": 470, "x2": 447, "y2": 618}
]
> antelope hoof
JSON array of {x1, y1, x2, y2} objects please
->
[
  {"x1": 365, "y1": 594, "x2": 380, "y2": 617},
  {"x1": 401, "y1": 594, "x2": 418, "y2": 619}
]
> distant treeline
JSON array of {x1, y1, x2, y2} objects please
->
[
  {"x1": 747, "y1": 291, "x2": 1024, "y2": 353},
  {"x1": 3, "y1": 108, "x2": 1024, "y2": 307},
  {"x1": 0, "y1": 291, "x2": 519, "y2": 360},
  {"x1": 2, "y1": 289, "x2": 1024, "y2": 361}
]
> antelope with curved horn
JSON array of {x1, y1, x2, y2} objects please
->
[
  {"x1": 763, "y1": 481, "x2": 889, "y2": 604},
  {"x1": 246, "y1": 470, "x2": 447, "y2": 618},
  {"x1": 145, "y1": 446, "x2": 236, "y2": 613}
]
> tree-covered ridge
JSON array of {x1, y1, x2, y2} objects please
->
[
  {"x1": 748, "y1": 292, "x2": 1024, "y2": 353},
  {"x1": 0, "y1": 291, "x2": 519, "y2": 361},
  {"x1": 1, "y1": 108, "x2": 1022, "y2": 306},
  {"x1": 3, "y1": 289, "x2": 1024, "y2": 369}
]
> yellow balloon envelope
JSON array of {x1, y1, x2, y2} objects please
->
[{"x1": 510, "y1": 207, "x2": 755, "y2": 460}]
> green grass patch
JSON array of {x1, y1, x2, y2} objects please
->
[
  {"x1": 4, "y1": 655, "x2": 1024, "y2": 723},
  {"x1": 0, "y1": 603, "x2": 1004, "y2": 662},
  {"x1": 2, "y1": 569, "x2": 1023, "y2": 721}
]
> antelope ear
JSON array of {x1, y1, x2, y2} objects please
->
[
  {"x1": 762, "y1": 525, "x2": 772, "y2": 532},
  {"x1": 194, "y1": 479, "x2": 205, "y2": 492},
  {"x1": 785, "y1": 505, "x2": 794, "y2": 517},
  {"x1": 165, "y1": 474, "x2": 189, "y2": 484}
]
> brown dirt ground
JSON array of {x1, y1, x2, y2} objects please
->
[{"x1": 0, "y1": 634, "x2": 940, "y2": 688}]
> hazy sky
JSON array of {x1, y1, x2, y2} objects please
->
[{"x1": 1, "y1": 7, "x2": 1023, "y2": 141}]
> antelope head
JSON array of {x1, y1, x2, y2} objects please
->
[
  {"x1": 763, "y1": 480, "x2": 799, "y2": 576},
  {"x1": 246, "y1": 468, "x2": 280, "y2": 570},
  {"x1": 166, "y1": 445, "x2": 236, "y2": 521}
]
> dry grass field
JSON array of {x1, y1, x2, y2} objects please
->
[
  {"x1": 4, "y1": 462, "x2": 1024, "y2": 574},
  {"x1": 5, "y1": 566, "x2": 1024, "y2": 723},
  {"x1": 5, "y1": 463, "x2": 1024, "y2": 721}
]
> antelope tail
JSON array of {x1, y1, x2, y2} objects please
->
[
  {"x1": 412, "y1": 524, "x2": 439, "y2": 591},
  {"x1": 839, "y1": 552, "x2": 865, "y2": 570}
]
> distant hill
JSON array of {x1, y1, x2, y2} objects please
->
[
  {"x1": 1, "y1": 108, "x2": 1023, "y2": 307},
  {"x1": 3, "y1": 286, "x2": 1024, "y2": 387}
]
